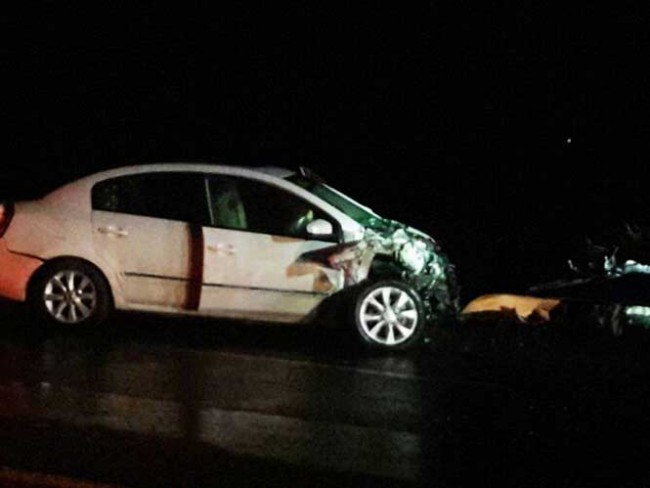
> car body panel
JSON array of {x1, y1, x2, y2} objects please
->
[
  {"x1": 0, "y1": 239, "x2": 43, "y2": 301},
  {"x1": 200, "y1": 226, "x2": 341, "y2": 320},
  {"x1": 3, "y1": 200, "x2": 125, "y2": 307},
  {"x1": 91, "y1": 210, "x2": 199, "y2": 310}
]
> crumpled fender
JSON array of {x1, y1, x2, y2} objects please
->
[{"x1": 298, "y1": 218, "x2": 459, "y2": 320}]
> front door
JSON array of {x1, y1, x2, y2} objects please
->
[{"x1": 200, "y1": 175, "x2": 343, "y2": 322}]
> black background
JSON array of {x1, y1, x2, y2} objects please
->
[{"x1": 3, "y1": 3, "x2": 650, "y2": 300}]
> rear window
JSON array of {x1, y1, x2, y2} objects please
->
[{"x1": 92, "y1": 173, "x2": 210, "y2": 224}]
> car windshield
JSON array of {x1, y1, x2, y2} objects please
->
[{"x1": 286, "y1": 174, "x2": 378, "y2": 225}]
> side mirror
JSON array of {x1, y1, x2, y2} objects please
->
[{"x1": 306, "y1": 219, "x2": 333, "y2": 236}]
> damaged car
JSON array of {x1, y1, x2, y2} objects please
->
[
  {"x1": 461, "y1": 221, "x2": 650, "y2": 334},
  {"x1": 0, "y1": 164, "x2": 458, "y2": 348}
]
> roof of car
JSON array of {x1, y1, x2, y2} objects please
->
[
  {"x1": 40, "y1": 163, "x2": 298, "y2": 207},
  {"x1": 92, "y1": 163, "x2": 296, "y2": 180}
]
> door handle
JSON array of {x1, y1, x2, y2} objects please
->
[
  {"x1": 207, "y1": 243, "x2": 237, "y2": 255},
  {"x1": 97, "y1": 226, "x2": 129, "y2": 238}
]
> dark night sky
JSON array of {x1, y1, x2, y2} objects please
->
[{"x1": 3, "y1": 3, "x2": 650, "y2": 298}]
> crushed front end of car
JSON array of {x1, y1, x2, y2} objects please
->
[
  {"x1": 305, "y1": 217, "x2": 459, "y2": 324},
  {"x1": 361, "y1": 218, "x2": 459, "y2": 323},
  {"x1": 288, "y1": 168, "x2": 459, "y2": 335}
]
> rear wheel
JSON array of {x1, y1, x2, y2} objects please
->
[
  {"x1": 29, "y1": 259, "x2": 112, "y2": 327},
  {"x1": 353, "y1": 280, "x2": 425, "y2": 349}
]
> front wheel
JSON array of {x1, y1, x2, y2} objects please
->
[
  {"x1": 29, "y1": 259, "x2": 112, "y2": 327},
  {"x1": 353, "y1": 280, "x2": 425, "y2": 349}
]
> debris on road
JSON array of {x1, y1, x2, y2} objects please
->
[{"x1": 461, "y1": 294, "x2": 561, "y2": 323}]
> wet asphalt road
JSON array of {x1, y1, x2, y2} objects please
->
[{"x1": 3, "y1": 302, "x2": 650, "y2": 487}]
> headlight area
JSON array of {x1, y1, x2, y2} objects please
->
[
  {"x1": 397, "y1": 240, "x2": 429, "y2": 274},
  {"x1": 395, "y1": 238, "x2": 459, "y2": 322}
]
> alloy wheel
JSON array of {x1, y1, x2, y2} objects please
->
[
  {"x1": 358, "y1": 286, "x2": 419, "y2": 346},
  {"x1": 43, "y1": 270, "x2": 98, "y2": 324}
]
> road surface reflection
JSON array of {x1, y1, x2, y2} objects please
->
[{"x1": 0, "y1": 305, "x2": 522, "y2": 487}]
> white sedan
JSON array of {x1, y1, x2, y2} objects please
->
[{"x1": 0, "y1": 164, "x2": 457, "y2": 348}]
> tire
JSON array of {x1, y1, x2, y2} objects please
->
[
  {"x1": 352, "y1": 280, "x2": 425, "y2": 349},
  {"x1": 29, "y1": 259, "x2": 112, "y2": 327}
]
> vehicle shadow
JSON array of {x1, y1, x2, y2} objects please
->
[{"x1": 0, "y1": 299, "x2": 364, "y2": 358}]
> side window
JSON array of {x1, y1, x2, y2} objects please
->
[
  {"x1": 207, "y1": 176, "x2": 337, "y2": 240},
  {"x1": 92, "y1": 173, "x2": 210, "y2": 224}
]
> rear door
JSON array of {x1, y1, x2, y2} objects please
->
[
  {"x1": 200, "y1": 175, "x2": 343, "y2": 322},
  {"x1": 91, "y1": 172, "x2": 209, "y2": 310}
]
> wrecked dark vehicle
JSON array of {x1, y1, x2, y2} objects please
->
[
  {"x1": 501, "y1": 222, "x2": 650, "y2": 333},
  {"x1": 0, "y1": 164, "x2": 458, "y2": 350}
]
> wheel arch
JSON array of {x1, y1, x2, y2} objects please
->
[{"x1": 27, "y1": 255, "x2": 116, "y2": 309}]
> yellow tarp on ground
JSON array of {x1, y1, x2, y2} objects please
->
[{"x1": 462, "y1": 294, "x2": 562, "y2": 323}]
